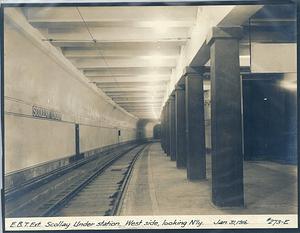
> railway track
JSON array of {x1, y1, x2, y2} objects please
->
[{"x1": 5, "y1": 142, "x2": 151, "y2": 217}]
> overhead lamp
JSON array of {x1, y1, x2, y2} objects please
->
[
  {"x1": 157, "y1": 41, "x2": 160, "y2": 49},
  {"x1": 280, "y1": 81, "x2": 297, "y2": 90}
]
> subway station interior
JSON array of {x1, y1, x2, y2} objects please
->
[{"x1": 3, "y1": 3, "x2": 298, "y2": 218}]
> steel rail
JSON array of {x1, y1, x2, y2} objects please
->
[
  {"x1": 5, "y1": 143, "x2": 141, "y2": 203},
  {"x1": 40, "y1": 143, "x2": 150, "y2": 217},
  {"x1": 110, "y1": 144, "x2": 150, "y2": 216},
  {"x1": 5, "y1": 153, "x2": 106, "y2": 203}
]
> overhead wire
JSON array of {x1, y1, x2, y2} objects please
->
[{"x1": 76, "y1": 7, "x2": 128, "y2": 101}]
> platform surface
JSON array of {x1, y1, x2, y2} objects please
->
[{"x1": 119, "y1": 142, "x2": 297, "y2": 216}]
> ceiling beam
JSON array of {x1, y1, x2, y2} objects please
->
[
  {"x1": 217, "y1": 5, "x2": 264, "y2": 26},
  {"x1": 30, "y1": 20, "x2": 195, "y2": 28},
  {"x1": 96, "y1": 81, "x2": 167, "y2": 87},
  {"x1": 100, "y1": 87, "x2": 165, "y2": 92},
  {"x1": 27, "y1": 6, "x2": 198, "y2": 23},
  {"x1": 50, "y1": 41, "x2": 185, "y2": 49},
  {"x1": 113, "y1": 96, "x2": 162, "y2": 100},
  {"x1": 128, "y1": 111, "x2": 160, "y2": 113},
  {"x1": 106, "y1": 90, "x2": 165, "y2": 94},
  {"x1": 124, "y1": 107, "x2": 161, "y2": 110},
  {"x1": 88, "y1": 76, "x2": 170, "y2": 83},
  {"x1": 63, "y1": 47, "x2": 180, "y2": 58},
  {"x1": 84, "y1": 67, "x2": 172, "y2": 76},
  {"x1": 74, "y1": 58, "x2": 176, "y2": 69},
  {"x1": 46, "y1": 27, "x2": 190, "y2": 42},
  {"x1": 118, "y1": 102, "x2": 162, "y2": 106},
  {"x1": 116, "y1": 99, "x2": 162, "y2": 103}
]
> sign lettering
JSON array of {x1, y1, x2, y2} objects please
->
[{"x1": 32, "y1": 106, "x2": 62, "y2": 121}]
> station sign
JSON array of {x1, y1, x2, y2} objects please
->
[{"x1": 32, "y1": 106, "x2": 62, "y2": 121}]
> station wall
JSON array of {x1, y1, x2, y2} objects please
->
[{"x1": 4, "y1": 9, "x2": 152, "y2": 181}]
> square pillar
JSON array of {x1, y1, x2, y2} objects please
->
[
  {"x1": 163, "y1": 106, "x2": 167, "y2": 153},
  {"x1": 161, "y1": 106, "x2": 166, "y2": 152},
  {"x1": 185, "y1": 68, "x2": 206, "y2": 180},
  {"x1": 207, "y1": 26, "x2": 244, "y2": 207},
  {"x1": 169, "y1": 97, "x2": 176, "y2": 161},
  {"x1": 175, "y1": 86, "x2": 186, "y2": 168},
  {"x1": 166, "y1": 101, "x2": 170, "y2": 156}
]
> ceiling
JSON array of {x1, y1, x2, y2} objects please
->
[
  {"x1": 25, "y1": 6, "x2": 199, "y2": 120},
  {"x1": 24, "y1": 4, "x2": 296, "y2": 120}
]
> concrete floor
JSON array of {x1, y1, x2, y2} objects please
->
[{"x1": 119, "y1": 142, "x2": 297, "y2": 216}]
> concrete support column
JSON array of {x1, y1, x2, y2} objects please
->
[
  {"x1": 163, "y1": 106, "x2": 168, "y2": 153},
  {"x1": 175, "y1": 86, "x2": 186, "y2": 168},
  {"x1": 166, "y1": 101, "x2": 170, "y2": 156},
  {"x1": 161, "y1": 106, "x2": 166, "y2": 152},
  {"x1": 169, "y1": 97, "x2": 176, "y2": 161},
  {"x1": 207, "y1": 26, "x2": 244, "y2": 207},
  {"x1": 185, "y1": 67, "x2": 206, "y2": 180}
]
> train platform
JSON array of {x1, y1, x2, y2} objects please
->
[{"x1": 119, "y1": 142, "x2": 297, "y2": 216}]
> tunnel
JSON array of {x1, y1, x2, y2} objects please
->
[{"x1": 153, "y1": 124, "x2": 161, "y2": 139}]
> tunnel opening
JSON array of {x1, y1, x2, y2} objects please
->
[
  {"x1": 135, "y1": 119, "x2": 160, "y2": 140},
  {"x1": 153, "y1": 124, "x2": 161, "y2": 139}
]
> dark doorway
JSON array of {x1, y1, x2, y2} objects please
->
[
  {"x1": 75, "y1": 124, "x2": 80, "y2": 155},
  {"x1": 243, "y1": 75, "x2": 292, "y2": 163}
]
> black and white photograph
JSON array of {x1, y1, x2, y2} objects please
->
[{"x1": 2, "y1": 0, "x2": 298, "y2": 231}]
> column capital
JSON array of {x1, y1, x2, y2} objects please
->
[
  {"x1": 206, "y1": 26, "x2": 243, "y2": 46},
  {"x1": 191, "y1": 66, "x2": 207, "y2": 76},
  {"x1": 183, "y1": 66, "x2": 198, "y2": 77},
  {"x1": 177, "y1": 66, "x2": 200, "y2": 88},
  {"x1": 170, "y1": 90, "x2": 175, "y2": 98},
  {"x1": 174, "y1": 84, "x2": 183, "y2": 91},
  {"x1": 169, "y1": 95, "x2": 175, "y2": 100}
]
